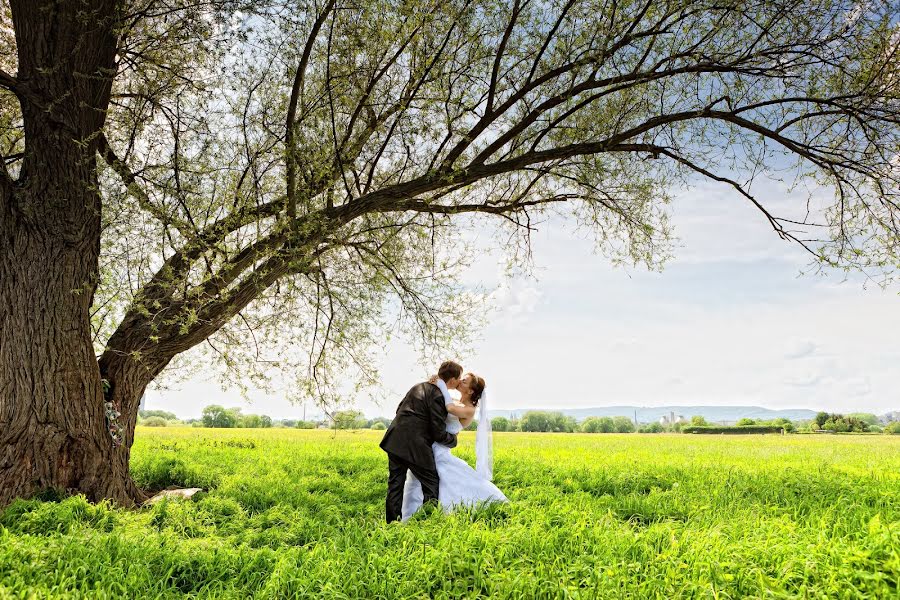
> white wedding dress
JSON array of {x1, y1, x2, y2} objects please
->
[{"x1": 401, "y1": 381, "x2": 507, "y2": 521}]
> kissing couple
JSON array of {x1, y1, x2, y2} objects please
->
[{"x1": 379, "y1": 360, "x2": 508, "y2": 522}]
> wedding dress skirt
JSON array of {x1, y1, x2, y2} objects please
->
[{"x1": 401, "y1": 441, "x2": 507, "y2": 520}]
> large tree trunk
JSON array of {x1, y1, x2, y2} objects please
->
[
  {"x1": 0, "y1": 0, "x2": 138, "y2": 507},
  {"x1": 0, "y1": 207, "x2": 140, "y2": 506}
]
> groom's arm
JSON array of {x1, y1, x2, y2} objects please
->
[{"x1": 426, "y1": 386, "x2": 457, "y2": 448}]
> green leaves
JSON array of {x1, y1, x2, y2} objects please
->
[{"x1": 84, "y1": 0, "x2": 900, "y2": 406}]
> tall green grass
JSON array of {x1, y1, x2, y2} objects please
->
[{"x1": 1, "y1": 429, "x2": 897, "y2": 598}]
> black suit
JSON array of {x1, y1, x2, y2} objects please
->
[{"x1": 380, "y1": 382, "x2": 457, "y2": 522}]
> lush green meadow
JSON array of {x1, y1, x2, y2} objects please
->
[{"x1": 1, "y1": 429, "x2": 898, "y2": 599}]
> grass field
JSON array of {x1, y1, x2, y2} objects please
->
[{"x1": 1, "y1": 429, "x2": 898, "y2": 598}]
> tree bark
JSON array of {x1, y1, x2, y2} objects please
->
[
  {"x1": 0, "y1": 179, "x2": 143, "y2": 506},
  {"x1": 98, "y1": 334, "x2": 173, "y2": 452},
  {"x1": 0, "y1": 0, "x2": 138, "y2": 508}
]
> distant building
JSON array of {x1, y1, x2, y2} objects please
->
[
  {"x1": 880, "y1": 411, "x2": 900, "y2": 424},
  {"x1": 659, "y1": 411, "x2": 688, "y2": 426}
]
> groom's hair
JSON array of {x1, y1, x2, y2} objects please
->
[{"x1": 437, "y1": 361, "x2": 463, "y2": 382}]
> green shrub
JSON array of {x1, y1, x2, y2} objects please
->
[
  {"x1": 682, "y1": 425, "x2": 783, "y2": 434},
  {"x1": 638, "y1": 422, "x2": 664, "y2": 433},
  {"x1": 142, "y1": 416, "x2": 168, "y2": 427}
]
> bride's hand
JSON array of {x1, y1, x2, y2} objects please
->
[{"x1": 428, "y1": 375, "x2": 439, "y2": 384}]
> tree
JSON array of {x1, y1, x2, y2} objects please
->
[
  {"x1": 2, "y1": 1, "x2": 899, "y2": 507},
  {"x1": 848, "y1": 413, "x2": 879, "y2": 427},
  {"x1": 518, "y1": 412, "x2": 546, "y2": 432},
  {"x1": 518, "y1": 411, "x2": 575, "y2": 432},
  {"x1": 241, "y1": 414, "x2": 263, "y2": 428},
  {"x1": 491, "y1": 417, "x2": 511, "y2": 432},
  {"x1": 639, "y1": 423, "x2": 665, "y2": 434},
  {"x1": 817, "y1": 413, "x2": 869, "y2": 433},
  {"x1": 237, "y1": 413, "x2": 272, "y2": 428},
  {"x1": 612, "y1": 416, "x2": 636, "y2": 433},
  {"x1": 367, "y1": 416, "x2": 392, "y2": 429},
  {"x1": 139, "y1": 410, "x2": 178, "y2": 422},
  {"x1": 202, "y1": 405, "x2": 239, "y2": 429},
  {"x1": 691, "y1": 416, "x2": 710, "y2": 427},
  {"x1": 142, "y1": 416, "x2": 168, "y2": 427},
  {"x1": 582, "y1": 416, "x2": 616, "y2": 433},
  {"x1": 823, "y1": 418, "x2": 849, "y2": 433},
  {"x1": 580, "y1": 417, "x2": 604, "y2": 433},
  {"x1": 519, "y1": 412, "x2": 553, "y2": 432},
  {"x1": 769, "y1": 418, "x2": 795, "y2": 433},
  {"x1": 736, "y1": 418, "x2": 756, "y2": 426},
  {"x1": 885, "y1": 422, "x2": 900, "y2": 435},
  {"x1": 554, "y1": 415, "x2": 579, "y2": 433},
  {"x1": 371, "y1": 422, "x2": 386, "y2": 431},
  {"x1": 296, "y1": 420, "x2": 318, "y2": 430},
  {"x1": 332, "y1": 410, "x2": 366, "y2": 430}
]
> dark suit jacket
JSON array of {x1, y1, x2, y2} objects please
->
[{"x1": 379, "y1": 382, "x2": 457, "y2": 470}]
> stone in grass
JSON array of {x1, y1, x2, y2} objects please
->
[{"x1": 145, "y1": 488, "x2": 204, "y2": 504}]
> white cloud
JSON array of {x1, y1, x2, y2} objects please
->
[
  {"x1": 489, "y1": 279, "x2": 542, "y2": 327},
  {"x1": 782, "y1": 339, "x2": 819, "y2": 360}
]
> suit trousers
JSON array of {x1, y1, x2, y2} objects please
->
[{"x1": 386, "y1": 452, "x2": 439, "y2": 523}]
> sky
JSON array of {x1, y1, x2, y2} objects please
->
[{"x1": 144, "y1": 177, "x2": 899, "y2": 420}]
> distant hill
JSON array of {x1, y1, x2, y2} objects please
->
[{"x1": 488, "y1": 405, "x2": 820, "y2": 424}]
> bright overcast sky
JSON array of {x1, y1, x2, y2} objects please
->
[{"x1": 145, "y1": 177, "x2": 899, "y2": 420}]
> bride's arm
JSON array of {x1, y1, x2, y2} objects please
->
[
  {"x1": 431, "y1": 376, "x2": 475, "y2": 419},
  {"x1": 447, "y1": 403, "x2": 475, "y2": 420}
]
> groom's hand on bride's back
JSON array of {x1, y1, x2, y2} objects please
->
[{"x1": 446, "y1": 433, "x2": 458, "y2": 448}]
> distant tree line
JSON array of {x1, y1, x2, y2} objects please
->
[
  {"x1": 490, "y1": 411, "x2": 900, "y2": 435},
  {"x1": 137, "y1": 406, "x2": 395, "y2": 430},
  {"x1": 138, "y1": 407, "x2": 900, "y2": 435}
]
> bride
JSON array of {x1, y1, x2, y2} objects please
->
[{"x1": 401, "y1": 372, "x2": 507, "y2": 520}]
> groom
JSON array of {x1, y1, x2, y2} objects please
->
[{"x1": 379, "y1": 360, "x2": 463, "y2": 523}]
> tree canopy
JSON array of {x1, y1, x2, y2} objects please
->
[{"x1": 5, "y1": 0, "x2": 895, "y2": 404}]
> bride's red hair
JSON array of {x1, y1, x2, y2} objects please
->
[{"x1": 467, "y1": 374, "x2": 486, "y2": 406}]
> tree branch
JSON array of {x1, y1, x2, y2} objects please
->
[
  {"x1": 286, "y1": 0, "x2": 336, "y2": 220},
  {"x1": 0, "y1": 69, "x2": 18, "y2": 94},
  {"x1": 97, "y1": 132, "x2": 194, "y2": 237}
]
